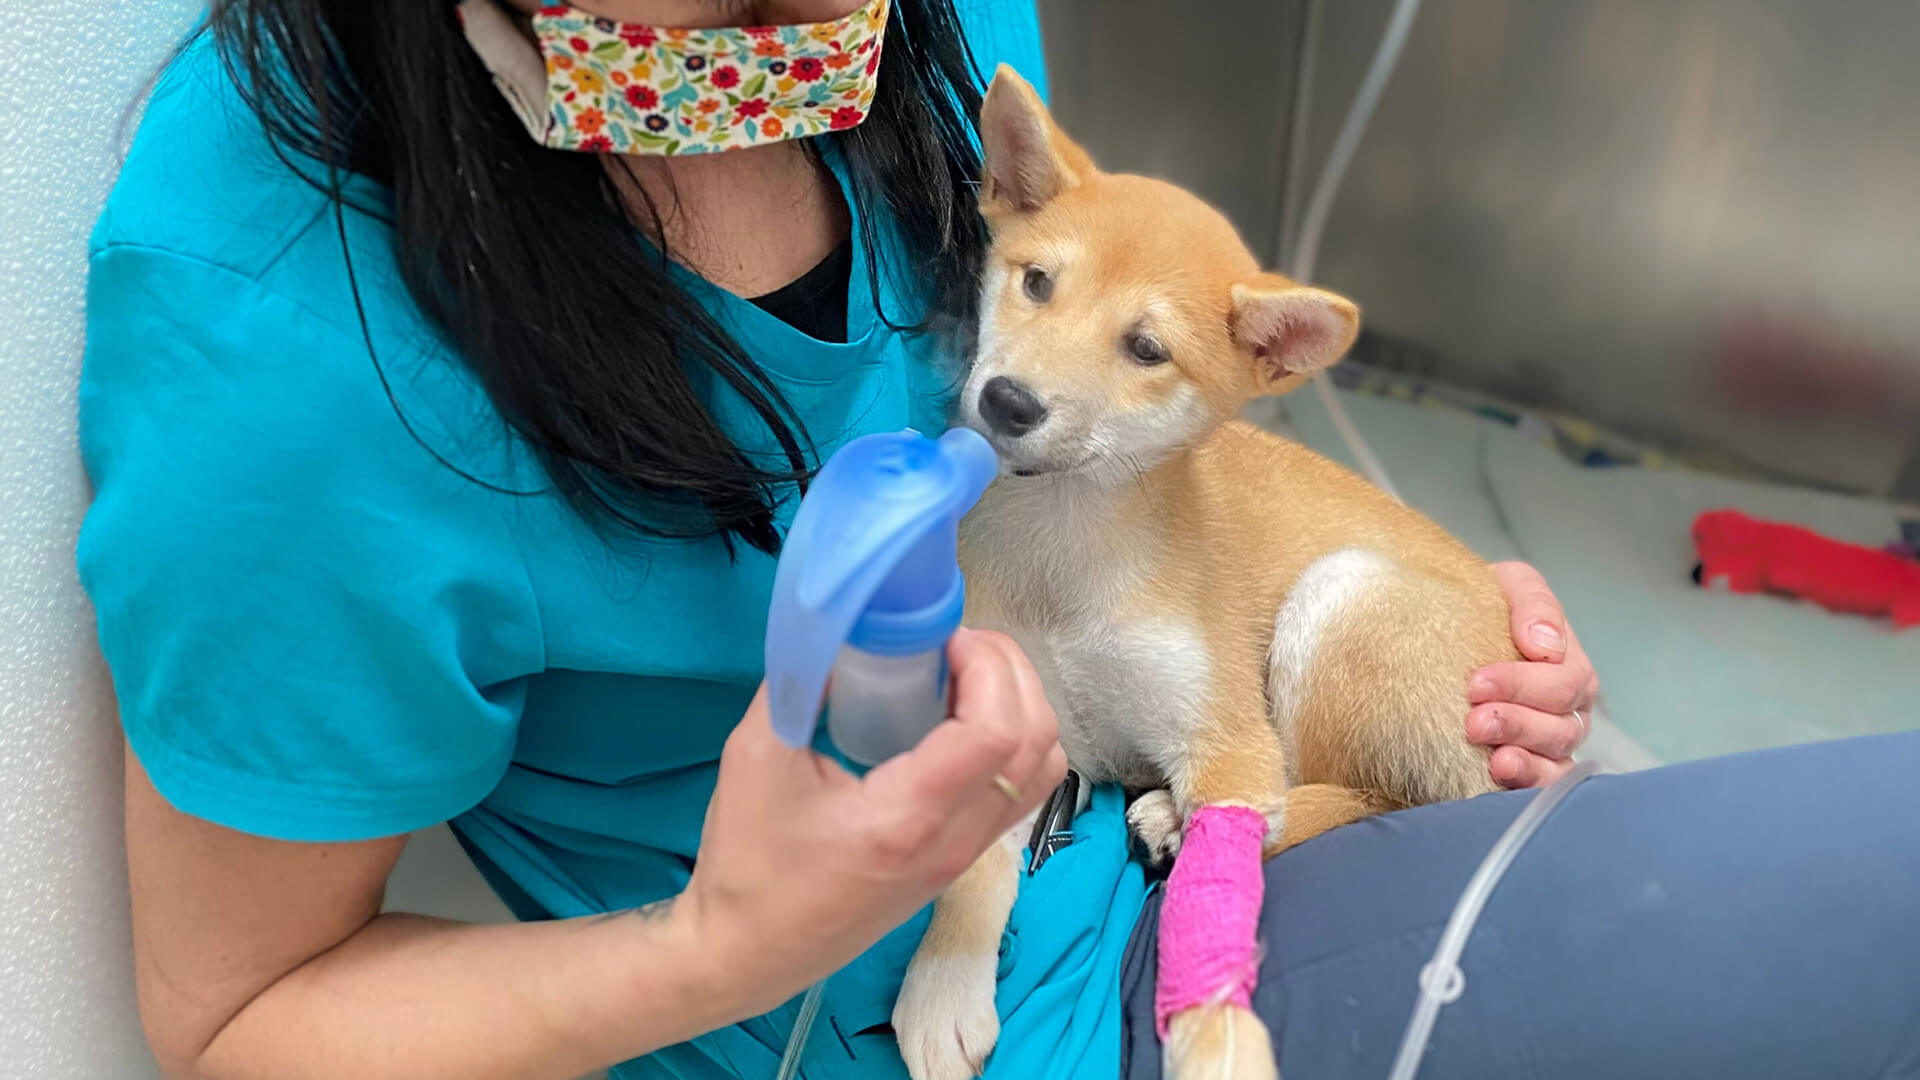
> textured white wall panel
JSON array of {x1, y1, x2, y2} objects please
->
[
  {"x1": 1, "y1": 2, "x2": 202, "y2": 1076},
  {"x1": 0, "y1": 0, "x2": 518, "y2": 1070}
]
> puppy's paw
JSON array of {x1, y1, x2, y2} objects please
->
[
  {"x1": 894, "y1": 951, "x2": 1000, "y2": 1080},
  {"x1": 1127, "y1": 789, "x2": 1185, "y2": 868},
  {"x1": 1164, "y1": 1004, "x2": 1279, "y2": 1080}
]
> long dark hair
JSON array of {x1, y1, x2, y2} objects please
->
[{"x1": 203, "y1": 0, "x2": 987, "y2": 555}]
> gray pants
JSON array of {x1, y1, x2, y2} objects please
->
[{"x1": 1120, "y1": 732, "x2": 1920, "y2": 1079}]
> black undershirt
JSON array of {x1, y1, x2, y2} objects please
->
[{"x1": 748, "y1": 238, "x2": 853, "y2": 344}]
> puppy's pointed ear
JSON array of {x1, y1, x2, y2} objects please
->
[
  {"x1": 979, "y1": 64, "x2": 1093, "y2": 213},
  {"x1": 1231, "y1": 276, "x2": 1361, "y2": 393}
]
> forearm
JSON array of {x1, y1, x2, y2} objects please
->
[{"x1": 188, "y1": 900, "x2": 736, "y2": 1080}]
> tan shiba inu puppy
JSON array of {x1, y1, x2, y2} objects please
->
[{"x1": 891, "y1": 67, "x2": 1512, "y2": 1080}]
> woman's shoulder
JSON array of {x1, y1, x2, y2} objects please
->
[
  {"x1": 94, "y1": 33, "x2": 431, "y2": 363},
  {"x1": 96, "y1": 34, "x2": 343, "y2": 283},
  {"x1": 87, "y1": 35, "x2": 523, "y2": 484}
]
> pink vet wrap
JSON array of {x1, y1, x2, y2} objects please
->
[{"x1": 1154, "y1": 804, "x2": 1268, "y2": 1039}]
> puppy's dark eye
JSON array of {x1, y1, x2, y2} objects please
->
[
  {"x1": 1022, "y1": 266, "x2": 1053, "y2": 303},
  {"x1": 1126, "y1": 333, "x2": 1169, "y2": 366}
]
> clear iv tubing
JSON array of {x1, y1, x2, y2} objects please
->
[
  {"x1": 1285, "y1": 0, "x2": 1424, "y2": 506},
  {"x1": 1384, "y1": 759, "x2": 1599, "y2": 1080},
  {"x1": 1281, "y1": 5, "x2": 1607, "y2": 1078},
  {"x1": 773, "y1": 980, "x2": 826, "y2": 1080}
]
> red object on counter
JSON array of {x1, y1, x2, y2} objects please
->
[{"x1": 1691, "y1": 509, "x2": 1920, "y2": 628}]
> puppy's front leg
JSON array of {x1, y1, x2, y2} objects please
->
[
  {"x1": 1160, "y1": 710, "x2": 1287, "y2": 1080},
  {"x1": 895, "y1": 829, "x2": 1022, "y2": 1080},
  {"x1": 1126, "y1": 788, "x2": 1185, "y2": 868}
]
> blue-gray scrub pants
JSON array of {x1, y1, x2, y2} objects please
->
[{"x1": 1118, "y1": 732, "x2": 1920, "y2": 1078}]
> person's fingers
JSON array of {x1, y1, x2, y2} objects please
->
[
  {"x1": 1468, "y1": 654, "x2": 1596, "y2": 715},
  {"x1": 720, "y1": 684, "x2": 804, "y2": 770},
  {"x1": 1570, "y1": 629, "x2": 1601, "y2": 709},
  {"x1": 867, "y1": 633, "x2": 1043, "y2": 816},
  {"x1": 859, "y1": 724, "x2": 1024, "y2": 882},
  {"x1": 1035, "y1": 742, "x2": 1069, "y2": 794},
  {"x1": 972, "y1": 628, "x2": 1050, "y2": 724},
  {"x1": 1491, "y1": 561, "x2": 1569, "y2": 662},
  {"x1": 950, "y1": 630, "x2": 1058, "y2": 772},
  {"x1": 880, "y1": 723, "x2": 1048, "y2": 882},
  {"x1": 1467, "y1": 702, "x2": 1587, "y2": 759},
  {"x1": 871, "y1": 714, "x2": 1016, "y2": 819},
  {"x1": 1489, "y1": 745, "x2": 1574, "y2": 789},
  {"x1": 941, "y1": 629, "x2": 1061, "y2": 838},
  {"x1": 966, "y1": 631, "x2": 1061, "y2": 785},
  {"x1": 988, "y1": 737, "x2": 1069, "y2": 837},
  {"x1": 724, "y1": 683, "x2": 856, "y2": 788},
  {"x1": 952, "y1": 628, "x2": 1049, "y2": 704},
  {"x1": 850, "y1": 630, "x2": 1063, "y2": 880}
]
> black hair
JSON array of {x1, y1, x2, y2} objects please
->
[{"x1": 203, "y1": 0, "x2": 987, "y2": 555}]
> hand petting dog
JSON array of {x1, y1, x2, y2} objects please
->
[{"x1": 1469, "y1": 562, "x2": 1601, "y2": 788}]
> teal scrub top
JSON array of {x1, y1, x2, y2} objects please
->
[{"x1": 77, "y1": 7, "x2": 1146, "y2": 1080}]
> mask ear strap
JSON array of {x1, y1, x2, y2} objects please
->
[{"x1": 456, "y1": 0, "x2": 553, "y2": 142}]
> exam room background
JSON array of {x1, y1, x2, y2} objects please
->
[
  {"x1": 4, "y1": 1, "x2": 1918, "y2": 1077},
  {"x1": 1041, "y1": 0, "x2": 1920, "y2": 501}
]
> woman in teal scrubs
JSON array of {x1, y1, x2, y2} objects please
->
[{"x1": 80, "y1": 2, "x2": 1595, "y2": 1077}]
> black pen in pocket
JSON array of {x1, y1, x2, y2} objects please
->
[{"x1": 1025, "y1": 770, "x2": 1080, "y2": 874}]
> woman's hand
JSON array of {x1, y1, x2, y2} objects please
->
[
  {"x1": 1468, "y1": 562, "x2": 1600, "y2": 788},
  {"x1": 121, "y1": 631, "x2": 1059, "y2": 1080},
  {"x1": 681, "y1": 628, "x2": 1066, "y2": 1019}
]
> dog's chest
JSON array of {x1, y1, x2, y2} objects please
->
[
  {"x1": 964, "y1": 489, "x2": 1211, "y2": 786},
  {"x1": 1043, "y1": 615, "x2": 1212, "y2": 785}
]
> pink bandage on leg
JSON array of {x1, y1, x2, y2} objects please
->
[{"x1": 1154, "y1": 803, "x2": 1268, "y2": 1039}]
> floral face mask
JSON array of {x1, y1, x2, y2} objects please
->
[{"x1": 457, "y1": 0, "x2": 889, "y2": 155}]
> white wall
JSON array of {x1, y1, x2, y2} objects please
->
[
  {"x1": 0, "y1": 0, "x2": 522, "y2": 1071},
  {"x1": 1, "y1": 4, "x2": 216, "y2": 1077}
]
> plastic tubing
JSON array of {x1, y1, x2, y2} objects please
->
[
  {"x1": 1284, "y1": 0, "x2": 1424, "y2": 504},
  {"x1": 774, "y1": 980, "x2": 827, "y2": 1080},
  {"x1": 1385, "y1": 759, "x2": 1600, "y2": 1080}
]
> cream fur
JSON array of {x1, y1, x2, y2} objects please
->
[{"x1": 894, "y1": 67, "x2": 1512, "y2": 1080}]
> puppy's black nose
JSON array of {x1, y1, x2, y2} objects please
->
[{"x1": 979, "y1": 376, "x2": 1048, "y2": 437}]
